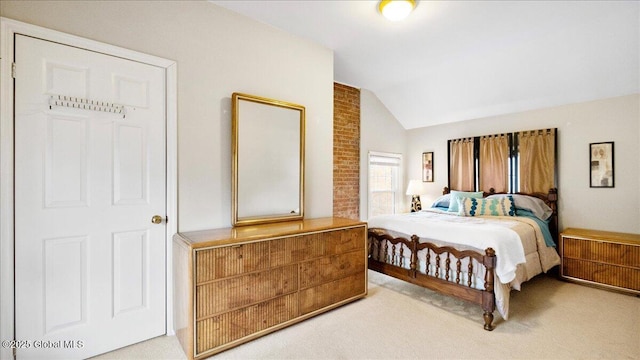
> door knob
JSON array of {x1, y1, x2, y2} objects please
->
[{"x1": 151, "y1": 215, "x2": 164, "y2": 224}]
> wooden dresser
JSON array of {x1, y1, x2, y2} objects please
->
[
  {"x1": 560, "y1": 228, "x2": 640, "y2": 295},
  {"x1": 173, "y1": 217, "x2": 367, "y2": 359}
]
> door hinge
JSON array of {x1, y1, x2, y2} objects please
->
[{"x1": 11, "y1": 62, "x2": 16, "y2": 78}]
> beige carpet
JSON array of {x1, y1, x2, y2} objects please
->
[{"x1": 94, "y1": 270, "x2": 640, "y2": 359}]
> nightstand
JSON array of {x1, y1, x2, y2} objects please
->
[{"x1": 560, "y1": 228, "x2": 640, "y2": 295}]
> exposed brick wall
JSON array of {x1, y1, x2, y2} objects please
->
[{"x1": 333, "y1": 83, "x2": 360, "y2": 219}]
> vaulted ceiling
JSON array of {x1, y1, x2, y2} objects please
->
[{"x1": 212, "y1": 1, "x2": 639, "y2": 129}]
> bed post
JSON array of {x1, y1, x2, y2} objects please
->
[
  {"x1": 409, "y1": 235, "x2": 419, "y2": 278},
  {"x1": 482, "y1": 248, "x2": 496, "y2": 331},
  {"x1": 547, "y1": 188, "x2": 559, "y2": 245}
]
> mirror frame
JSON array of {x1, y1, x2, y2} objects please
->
[{"x1": 231, "y1": 92, "x2": 305, "y2": 226}]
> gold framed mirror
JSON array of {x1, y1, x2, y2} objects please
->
[{"x1": 232, "y1": 93, "x2": 305, "y2": 226}]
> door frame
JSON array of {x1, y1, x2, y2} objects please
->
[{"x1": 0, "y1": 17, "x2": 178, "y2": 359}]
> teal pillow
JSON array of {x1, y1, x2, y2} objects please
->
[
  {"x1": 447, "y1": 190, "x2": 483, "y2": 212},
  {"x1": 458, "y1": 196, "x2": 516, "y2": 217}
]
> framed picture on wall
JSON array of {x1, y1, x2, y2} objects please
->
[
  {"x1": 422, "y1": 152, "x2": 433, "y2": 182},
  {"x1": 590, "y1": 142, "x2": 614, "y2": 188}
]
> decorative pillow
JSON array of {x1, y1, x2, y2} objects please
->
[
  {"x1": 487, "y1": 194, "x2": 552, "y2": 220},
  {"x1": 447, "y1": 190, "x2": 483, "y2": 213},
  {"x1": 458, "y1": 196, "x2": 516, "y2": 217},
  {"x1": 431, "y1": 194, "x2": 450, "y2": 209}
]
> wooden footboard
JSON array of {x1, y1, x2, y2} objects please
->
[{"x1": 368, "y1": 228, "x2": 497, "y2": 331}]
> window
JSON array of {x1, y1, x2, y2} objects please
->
[{"x1": 368, "y1": 151, "x2": 402, "y2": 217}]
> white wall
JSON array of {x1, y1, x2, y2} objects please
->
[
  {"x1": 406, "y1": 94, "x2": 640, "y2": 234},
  {"x1": 360, "y1": 89, "x2": 408, "y2": 219},
  {"x1": 2, "y1": 1, "x2": 638, "y2": 234},
  {"x1": 0, "y1": 0, "x2": 335, "y2": 231}
]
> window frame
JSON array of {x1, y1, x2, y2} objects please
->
[{"x1": 367, "y1": 151, "x2": 403, "y2": 218}]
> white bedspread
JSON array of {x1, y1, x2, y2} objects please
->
[
  {"x1": 369, "y1": 209, "x2": 535, "y2": 283},
  {"x1": 368, "y1": 209, "x2": 560, "y2": 319}
]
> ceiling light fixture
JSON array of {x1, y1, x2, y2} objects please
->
[{"x1": 379, "y1": 0, "x2": 417, "y2": 22}]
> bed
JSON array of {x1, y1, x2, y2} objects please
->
[{"x1": 367, "y1": 187, "x2": 561, "y2": 331}]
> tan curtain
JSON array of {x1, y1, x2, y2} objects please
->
[
  {"x1": 519, "y1": 129, "x2": 556, "y2": 193},
  {"x1": 479, "y1": 134, "x2": 509, "y2": 193},
  {"x1": 450, "y1": 138, "x2": 474, "y2": 191}
]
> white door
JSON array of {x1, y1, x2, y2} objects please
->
[{"x1": 14, "y1": 34, "x2": 166, "y2": 359}]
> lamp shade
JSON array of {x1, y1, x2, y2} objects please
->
[{"x1": 405, "y1": 179, "x2": 424, "y2": 196}]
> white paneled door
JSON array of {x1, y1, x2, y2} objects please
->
[{"x1": 14, "y1": 34, "x2": 166, "y2": 359}]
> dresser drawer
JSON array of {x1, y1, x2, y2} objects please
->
[
  {"x1": 270, "y1": 233, "x2": 326, "y2": 267},
  {"x1": 196, "y1": 264, "x2": 298, "y2": 319},
  {"x1": 299, "y1": 271, "x2": 366, "y2": 315},
  {"x1": 195, "y1": 292, "x2": 299, "y2": 354},
  {"x1": 562, "y1": 258, "x2": 640, "y2": 291},
  {"x1": 562, "y1": 237, "x2": 640, "y2": 267},
  {"x1": 326, "y1": 227, "x2": 366, "y2": 255},
  {"x1": 196, "y1": 242, "x2": 270, "y2": 282}
]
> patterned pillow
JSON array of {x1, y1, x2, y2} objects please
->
[
  {"x1": 458, "y1": 196, "x2": 516, "y2": 217},
  {"x1": 447, "y1": 190, "x2": 484, "y2": 212},
  {"x1": 487, "y1": 194, "x2": 552, "y2": 220}
]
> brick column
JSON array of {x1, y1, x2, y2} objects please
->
[{"x1": 333, "y1": 83, "x2": 360, "y2": 219}]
